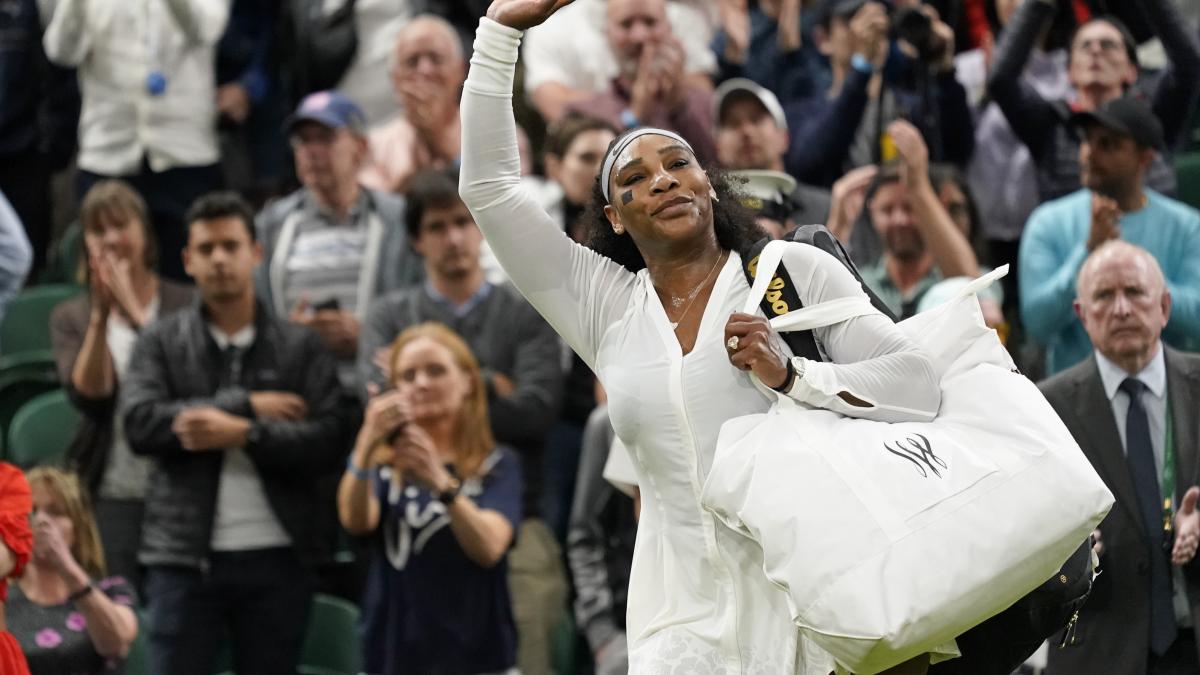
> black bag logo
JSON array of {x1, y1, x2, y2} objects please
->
[{"x1": 884, "y1": 433, "x2": 946, "y2": 478}]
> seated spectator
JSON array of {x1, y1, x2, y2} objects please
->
[
  {"x1": 10, "y1": 467, "x2": 138, "y2": 674},
  {"x1": 42, "y1": 0, "x2": 229, "y2": 282},
  {"x1": 522, "y1": 0, "x2": 716, "y2": 123},
  {"x1": 853, "y1": 121, "x2": 979, "y2": 319},
  {"x1": 0, "y1": 191, "x2": 32, "y2": 326},
  {"x1": 0, "y1": 462, "x2": 31, "y2": 675},
  {"x1": 49, "y1": 181, "x2": 194, "y2": 587},
  {"x1": 360, "y1": 15, "x2": 466, "y2": 195},
  {"x1": 1019, "y1": 96, "x2": 1200, "y2": 376},
  {"x1": 339, "y1": 322, "x2": 522, "y2": 675},
  {"x1": 562, "y1": 0, "x2": 717, "y2": 163},
  {"x1": 357, "y1": 168, "x2": 566, "y2": 675},
  {"x1": 256, "y1": 91, "x2": 423, "y2": 388},
  {"x1": 714, "y1": 78, "x2": 831, "y2": 225},
  {"x1": 788, "y1": 0, "x2": 974, "y2": 188},
  {"x1": 122, "y1": 192, "x2": 355, "y2": 675},
  {"x1": 710, "y1": 0, "x2": 826, "y2": 107},
  {"x1": 567, "y1": 405, "x2": 636, "y2": 675},
  {"x1": 988, "y1": 0, "x2": 1200, "y2": 202}
]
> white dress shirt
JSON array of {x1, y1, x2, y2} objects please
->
[{"x1": 42, "y1": 0, "x2": 229, "y2": 175}]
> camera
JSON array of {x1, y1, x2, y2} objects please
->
[{"x1": 891, "y1": 5, "x2": 936, "y2": 59}]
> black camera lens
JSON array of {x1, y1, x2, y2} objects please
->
[{"x1": 893, "y1": 6, "x2": 934, "y2": 56}]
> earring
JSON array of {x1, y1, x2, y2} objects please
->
[{"x1": 613, "y1": 226, "x2": 624, "y2": 235}]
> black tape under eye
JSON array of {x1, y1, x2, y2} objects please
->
[{"x1": 621, "y1": 190, "x2": 634, "y2": 205}]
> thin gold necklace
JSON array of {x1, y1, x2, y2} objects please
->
[{"x1": 663, "y1": 251, "x2": 725, "y2": 331}]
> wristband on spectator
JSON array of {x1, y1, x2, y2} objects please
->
[
  {"x1": 68, "y1": 581, "x2": 96, "y2": 603},
  {"x1": 345, "y1": 457, "x2": 371, "y2": 481},
  {"x1": 850, "y1": 53, "x2": 874, "y2": 75}
]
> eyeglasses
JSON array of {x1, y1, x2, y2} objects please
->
[{"x1": 1074, "y1": 37, "x2": 1124, "y2": 53}]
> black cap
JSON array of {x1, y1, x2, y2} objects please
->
[
  {"x1": 1069, "y1": 96, "x2": 1164, "y2": 151},
  {"x1": 816, "y1": 0, "x2": 870, "y2": 27}
]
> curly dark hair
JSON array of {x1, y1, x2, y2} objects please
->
[{"x1": 580, "y1": 162, "x2": 766, "y2": 273}]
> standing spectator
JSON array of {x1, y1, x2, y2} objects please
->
[
  {"x1": 710, "y1": 0, "x2": 826, "y2": 107},
  {"x1": 256, "y1": 91, "x2": 423, "y2": 389},
  {"x1": 562, "y1": 0, "x2": 718, "y2": 163},
  {"x1": 0, "y1": 0, "x2": 78, "y2": 277},
  {"x1": 50, "y1": 181, "x2": 194, "y2": 588},
  {"x1": 522, "y1": 0, "x2": 716, "y2": 123},
  {"x1": 988, "y1": 0, "x2": 1200, "y2": 202},
  {"x1": 122, "y1": 192, "x2": 355, "y2": 675},
  {"x1": 360, "y1": 15, "x2": 466, "y2": 195},
  {"x1": 1019, "y1": 97, "x2": 1200, "y2": 375},
  {"x1": 339, "y1": 322, "x2": 522, "y2": 675},
  {"x1": 787, "y1": 0, "x2": 974, "y2": 188},
  {"x1": 357, "y1": 168, "x2": 566, "y2": 675},
  {"x1": 1039, "y1": 241, "x2": 1200, "y2": 675},
  {"x1": 855, "y1": 121, "x2": 980, "y2": 319},
  {"x1": 713, "y1": 77, "x2": 831, "y2": 225},
  {"x1": 533, "y1": 113, "x2": 620, "y2": 243},
  {"x1": 41, "y1": 0, "x2": 230, "y2": 282},
  {"x1": 9, "y1": 468, "x2": 138, "y2": 674},
  {"x1": 567, "y1": 406, "x2": 636, "y2": 675},
  {"x1": 0, "y1": 191, "x2": 33, "y2": 327}
]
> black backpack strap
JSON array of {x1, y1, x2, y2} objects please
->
[
  {"x1": 740, "y1": 237, "x2": 824, "y2": 362},
  {"x1": 789, "y1": 224, "x2": 898, "y2": 322}
]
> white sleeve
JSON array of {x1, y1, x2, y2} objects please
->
[
  {"x1": 162, "y1": 0, "x2": 231, "y2": 47},
  {"x1": 777, "y1": 244, "x2": 941, "y2": 423},
  {"x1": 459, "y1": 18, "x2": 637, "y2": 371},
  {"x1": 668, "y1": 3, "x2": 717, "y2": 76},
  {"x1": 41, "y1": 0, "x2": 89, "y2": 67}
]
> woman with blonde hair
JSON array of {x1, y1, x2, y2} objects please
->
[
  {"x1": 338, "y1": 322, "x2": 522, "y2": 675},
  {"x1": 9, "y1": 467, "x2": 137, "y2": 673},
  {"x1": 50, "y1": 179, "x2": 194, "y2": 587}
]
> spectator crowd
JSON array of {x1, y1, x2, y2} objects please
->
[{"x1": 0, "y1": 0, "x2": 1199, "y2": 673}]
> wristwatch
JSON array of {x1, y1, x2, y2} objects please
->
[{"x1": 436, "y1": 477, "x2": 462, "y2": 506}]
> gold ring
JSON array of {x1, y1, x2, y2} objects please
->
[{"x1": 726, "y1": 336, "x2": 739, "y2": 351}]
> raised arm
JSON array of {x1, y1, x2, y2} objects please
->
[
  {"x1": 41, "y1": 0, "x2": 89, "y2": 67},
  {"x1": 1144, "y1": 0, "x2": 1200, "y2": 149},
  {"x1": 985, "y1": 0, "x2": 1060, "y2": 159},
  {"x1": 460, "y1": 4, "x2": 636, "y2": 369}
]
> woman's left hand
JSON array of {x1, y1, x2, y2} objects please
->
[
  {"x1": 393, "y1": 425, "x2": 456, "y2": 494},
  {"x1": 32, "y1": 513, "x2": 82, "y2": 578},
  {"x1": 724, "y1": 313, "x2": 790, "y2": 390}
]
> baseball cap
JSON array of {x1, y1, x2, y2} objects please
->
[
  {"x1": 714, "y1": 78, "x2": 788, "y2": 132},
  {"x1": 731, "y1": 170, "x2": 796, "y2": 221},
  {"x1": 285, "y1": 90, "x2": 367, "y2": 136},
  {"x1": 1069, "y1": 96, "x2": 1164, "y2": 151}
]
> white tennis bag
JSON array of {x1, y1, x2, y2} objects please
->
[{"x1": 700, "y1": 241, "x2": 1114, "y2": 674}]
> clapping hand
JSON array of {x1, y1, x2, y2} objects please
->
[
  {"x1": 1088, "y1": 194, "x2": 1121, "y2": 252},
  {"x1": 393, "y1": 424, "x2": 456, "y2": 494},
  {"x1": 485, "y1": 0, "x2": 576, "y2": 31},
  {"x1": 32, "y1": 512, "x2": 83, "y2": 578},
  {"x1": 1172, "y1": 487, "x2": 1200, "y2": 565}
]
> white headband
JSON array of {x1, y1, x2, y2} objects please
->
[{"x1": 600, "y1": 128, "x2": 695, "y2": 204}]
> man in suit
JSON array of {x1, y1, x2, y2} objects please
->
[{"x1": 1040, "y1": 240, "x2": 1200, "y2": 674}]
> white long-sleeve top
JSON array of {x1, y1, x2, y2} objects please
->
[
  {"x1": 42, "y1": 0, "x2": 229, "y2": 175},
  {"x1": 460, "y1": 18, "x2": 940, "y2": 674}
]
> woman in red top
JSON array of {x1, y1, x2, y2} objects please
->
[{"x1": 0, "y1": 461, "x2": 33, "y2": 675}]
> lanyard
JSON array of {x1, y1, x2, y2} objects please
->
[{"x1": 1161, "y1": 395, "x2": 1176, "y2": 539}]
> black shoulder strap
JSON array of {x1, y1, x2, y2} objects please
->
[{"x1": 740, "y1": 225, "x2": 898, "y2": 363}]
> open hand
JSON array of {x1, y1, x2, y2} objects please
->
[
  {"x1": 1173, "y1": 486, "x2": 1200, "y2": 565},
  {"x1": 888, "y1": 120, "x2": 930, "y2": 191},
  {"x1": 485, "y1": 0, "x2": 576, "y2": 31}
]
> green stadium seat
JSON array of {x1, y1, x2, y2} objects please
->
[
  {"x1": 299, "y1": 593, "x2": 363, "y2": 675},
  {"x1": 7, "y1": 390, "x2": 79, "y2": 468},
  {"x1": 1175, "y1": 152, "x2": 1200, "y2": 210},
  {"x1": 0, "y1": 284, "x2": 83, "y2": 356}
]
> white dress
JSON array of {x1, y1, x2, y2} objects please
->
[{"x1": 460, "y1": 19, "x2": 942, "y2": 674}]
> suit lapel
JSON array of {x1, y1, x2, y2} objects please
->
[
  {"x1": 1166, "y1": 348, "x2": 1200, "y2": 496},
  {"x1": 1072, "y1": 359, "x2": 1146, "y2": 545}
]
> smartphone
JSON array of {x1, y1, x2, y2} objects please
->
[{"x1": 313, "y1": 297, "x2": 340, "y2": 312}]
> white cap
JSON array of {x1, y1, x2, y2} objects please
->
[
  {"x1": 729, "y1": 169, "x2": 796, "y2": 207},
  {"x1": 713, "y1": 78, "x2": 788, "y2": 132}
]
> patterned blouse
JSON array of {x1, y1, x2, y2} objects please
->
[{"x1": 8, "y1": 576, "x2": 137, "y2": 674}]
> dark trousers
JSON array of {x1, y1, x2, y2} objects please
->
[
  {"x1": 94, "y1": 498, "x2": 145, "y2": 593},
  {"x1": 144, "y1": 548, "x2": 314, "y2": 675},
  {"x1": 0, "y1": 146, "x2": 51, "y2": 277},
  {"x1": 1149, "y1": 629, "x2": 1200, "y2": 675},
  {"x1": 77, "y1": 159, "x2": 222, "y2": 282}
]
